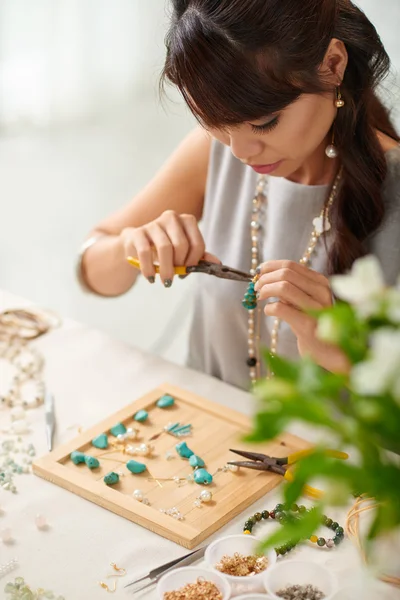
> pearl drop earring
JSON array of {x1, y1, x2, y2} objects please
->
[{"x1": 325, "y1": 85, "x2": 345, "y2": 159}]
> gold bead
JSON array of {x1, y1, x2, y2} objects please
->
[{"x1": 244, "y1": 530, "x2": 252, "y2": 535}]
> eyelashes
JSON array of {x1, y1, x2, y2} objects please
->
[{"x1": 251, "y1": 116, "x2": 280, "y2": 134}]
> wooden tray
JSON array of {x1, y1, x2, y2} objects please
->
[{"x1": 33, "y1": 384, "x2": 310, "y2": 549}]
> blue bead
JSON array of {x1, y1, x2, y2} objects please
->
[
  {"x1": 189, "y1": 455, "x2": 205, "y2": 468},
  {"x1": 110, "y1": 422, "x2": 127, "y2": 437},
  {"x1": 70, "y1": 451, "x2": 86, "y2": 465},
  {"x1": 176, "y1": 441, "x2": 194, "y2": 458},
  {"x1": 104, "y1": 471, "x2": 119, "y2": 485},
  {"x1": 193, "y1": 468, "x2": 213, "y2": 485},
  {"x1": 126, "y1": 460, "x2": 147, "y2": 474},
  {"x1": 91, "y1": 433, "x2": 108, "y2": 449},
  {"x1": 157, "y1": 394, "x2": 175, "y2": 408},
  {"x1": 84, "y1": 455, "x2": 100, "y2": 469},
  {"x1": 134, "y1": 409, "x2": 149, "y2": 422}
]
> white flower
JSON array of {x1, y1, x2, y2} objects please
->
[
  {"x1": 386, "y1": 288, "x2": 400, "y2": 324},
  {"x1": 331, "y1": 255, "x2": 385, "y2": 305},
  {"x1": 351, "y1": 328, "x2": 400, "y2": 400},
  {"x1": 317, "y1": 314, "x2": 340, "y2": 344}
]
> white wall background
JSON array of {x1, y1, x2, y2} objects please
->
[{"x1": 0, "y1": 0, "x2": 399, "y2": 365}]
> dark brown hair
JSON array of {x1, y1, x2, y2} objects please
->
[{"x1": 161, "y1": 0, "x2": 399, "y2": 274}]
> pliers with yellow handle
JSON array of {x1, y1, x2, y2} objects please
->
[
  {"x1": 126, "y1": 257, "x2": 253, "y2": 282},
  {"x1": 228, "y1": 448, "x2": 349, "y2": 499}
]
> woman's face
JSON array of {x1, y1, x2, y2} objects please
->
[{"x1": 209, "y1": 92, "x2": 337, "y2": 179}]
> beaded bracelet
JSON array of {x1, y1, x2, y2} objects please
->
[{"x1": 243, "y1": 503, "x2": 344, "y2": 556}]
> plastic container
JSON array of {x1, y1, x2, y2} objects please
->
[
  {"x1": 156, "y1": 566, "x2": 231, "y2": 600},
  {"x1": 264, "y1": 560, "x2": 338, "y2": 600},
  {"x1": 205, "y1": 534, "x2": 277, "y2": 597}
]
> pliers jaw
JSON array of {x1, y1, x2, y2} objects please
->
[{"x1": 186, "y1": 261, "x2": 252, "y2": 282}]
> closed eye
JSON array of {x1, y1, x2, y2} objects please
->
[{"x1": 251, "y1": 116, "x2": 280, "y2": 134}]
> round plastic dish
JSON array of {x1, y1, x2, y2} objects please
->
[
  {"x1": 205, "y1": 534, "x2": 277, "y2": 596},
  {"x1": 156, "y1": 566, "x2": 231, "y2": 600},
  {"x1": 264, "y1": 560, "x2": 338, "y2": 600}
]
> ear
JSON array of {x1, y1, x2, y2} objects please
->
[{"x1": 321, "y1": 38, "x2": 348, "y2": 84}]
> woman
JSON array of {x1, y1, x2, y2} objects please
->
[{"x1": 78, "y1": 0, "x2": 400, "y2": 390}]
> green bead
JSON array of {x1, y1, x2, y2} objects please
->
[
  {"x1": 317, "y1": 537, "x2": 326, "y2": 547},
  {"x1": 189, "y1": 455, "x2": 205, "y2": 468},
  {"x1": 126, "y1": 460, "x2": 147, "y2": 474},
  {"x1": 247, "y1": 516, "x2": 256, "y2": 525},
  {"x1": 262, "y1": 510, "x2": 270, "y2": 519},
  {"x1": 157, "y1": 394, "x2": 175, "y2": 408},
  {"x1": 291, "y1": 503, "x2": 299, "y2": 512},
  {"x1": 91, "y1": 433, "x2": 108, "y2": 449},
  {"x1": 84, "y1": 455, "x2": 100, "y2": 469},
  {"x1": 333, "y1": 534, "x2": 343, "y2": 545},
  {"x1": 104, "y1": 471, "x2": 119, "y2": 485},
  {"x1": 254, "y1": 512, "x2": 262, "y2": 522},
  {"x1": 325, "y1": 517, "x2": 333, "y2": 528},
  {"x1": 298, "y1": 505, "x2": 307, "y2": 513},
  {"x1": 110, "y1": 422, "x2": 127, "y2": 437},
  {"x1": 244, "y1": 521, "x2": 253, "y2": 530},
  {"x1": 70, "y1": 451, "x2": 86, "y2": 465},
  {"x1": 134, "y1": 409, "x2": 149, "y2": 422},
  {"x1": 176, "y1": 441, "x2": 194, "y2": 458},
  {"x1": 332, "y1": 521, "x2": 339, "y2": 530},
  {"x1": 275, "y1": 503, "x2": 285, "y2": 512},
  {"x1": 336, "y1": 526, "x2": 344, "y2": 535},
  {"x1": 193, "y1": 468, "x2": 213, "y2": 485}
]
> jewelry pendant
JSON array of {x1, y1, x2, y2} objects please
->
[
  {"x1": 242, "y1": 281, "x2": 258, "y2": 311},
  {"x1": 312, "y1": 215, "x2": 331, "y2": 235}
]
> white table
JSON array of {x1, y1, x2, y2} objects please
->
[{"x1": 0, "y1": 290, "x2": 398, "y2": 600}]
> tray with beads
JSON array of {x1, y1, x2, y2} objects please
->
[{"x1": 32, "y1": 384, "x2": 310, "y2": 549}]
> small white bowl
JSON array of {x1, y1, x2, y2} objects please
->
[
  {"x1": 264, "y1": 560, "x2": 338, "y2": 600},
  {"x1": 205, "y1": 534, "x2": 277, "y2": 597},
  {"x1": 235, "y1": 595, "x2": 273, "y2": 600},
  {"x1": 156, "y1": 566, "x2": 231, "y2": 600}
]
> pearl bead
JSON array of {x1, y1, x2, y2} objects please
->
[
  {"x1": 228, "y1": 464, "x2": 239, "y2": 473},
  {"x1": 200, "y1": 490, "x2": 213, "y2": 503},
  {"x1": 133, "y1": 489, "x2": 144, "y2": 502},
  {"x1": 325, "y1": 144, "x2": 339, "y2": 159},
  {"x1": 10, "y1": 420, "x2": 29, "y2": 434},
  {"x1": 126, "y1": 428, "x2": 139, "y2": 440},
  {"x1": 35, "y1": 514, "x2": 48, "y2": 530},
  {"x1": 0, "y1": 528, "x2": 13, "y2": 543}
]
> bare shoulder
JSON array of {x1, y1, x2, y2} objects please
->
[{"x1": 376, "y1": 130, "x2": 399, "y2": 153}]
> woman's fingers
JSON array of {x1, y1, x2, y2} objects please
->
[
  {"x1": 264, "y1": 301, "x2": 317, "y2": 338},
  {"x1": 179, "y1": 213, "x2": 206, "y2": 265},
  {"x1": 257, "y1": 260, "x2": 329, "y2": 287},
  {"x1": 258, "y1": 281, "x2": 323, "y2": 310},
  {"x1": 122, "y1": 227, "x2": 156, "y2": 281},
  {"x1": 255, "y1": 268, "x2": 333, "y2": 308},
  {"x1": 146, "y1": 222, "x2": 175, "y2": 285}
]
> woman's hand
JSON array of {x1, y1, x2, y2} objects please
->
[
  {"x1": 120, "y1": 210, "x2": 219, "y2": 286},
  {"x1": 254, "y1": 260, "x2": 350, "y2": 374}
]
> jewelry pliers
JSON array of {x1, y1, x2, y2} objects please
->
[
  {"x1": 127, "y1": 257, "x2": 252, "y2": 282},
  {"x1": 228, "y1": 448, "x2": 349, "y2": 499}
]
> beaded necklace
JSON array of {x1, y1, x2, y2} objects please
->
[
  {"x1": 244, "y1": 170, "x2": 342, "y2": 383},
  {"x1": 243, "y1": 502, "x2": 345, "y2": 556}
]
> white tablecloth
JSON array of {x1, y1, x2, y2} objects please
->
[{"x1": 0, "y1": 290, "x2": 398, "y2": 600}]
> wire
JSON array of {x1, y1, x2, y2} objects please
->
[{"x1": 346, "y1": 495, "x2": 400, "y2": 588}]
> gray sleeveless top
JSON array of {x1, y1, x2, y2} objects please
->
[{"x1": 187, "y1": 141, "x2": 400, "y2": 390}]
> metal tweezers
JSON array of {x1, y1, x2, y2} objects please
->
[{"x1": 124, "y1": 546, "x2": 206, "y2": 593}]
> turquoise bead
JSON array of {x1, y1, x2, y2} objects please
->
[
  {"x1": 84, "y1": 455, "x2": 100, "y2": 469},
  {"x1": 110, "y1": 422, "x2": 127, "y2": 437},
  {"x1": 134, "y1": 409, "x2": 149, "y2": 422},
  {"x1": 189, "y1": 454, "x2": 205, "y2": 468},
  {"x1": 104, "y1": 471, "x2": 119, "y2": 485},
  {"x1": 91, "y1": 433, "x2": 108, "y2": 449},
  {"x1": 70, "y1": 451, "x2": 86, "y2": 465},
  {"x1": 157, "y1": 394, "x2": 175, "y2": 408},
  {"x1": 176, "y1": 441, "x2": 194, "y2": 458},
  {"x1": 193, "y1": 468, "x2": 213, "y2": 485},
  {"x1": 126, "y1": 459, "x2": 147, "y2": 474}
]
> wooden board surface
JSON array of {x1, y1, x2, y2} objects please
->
[{"x1": 33, "y1": 384, "x2": 311, "y2": 549}]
